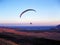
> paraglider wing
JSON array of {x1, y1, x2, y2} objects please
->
[{"x1": 20, "y1": 9, "x2": 36, "y2": 18}]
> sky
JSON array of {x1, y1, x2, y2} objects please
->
[{"x1": 0, "y1": 0, "x2": 60, "y2": 26}]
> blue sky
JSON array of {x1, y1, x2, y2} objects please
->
[{"x1": 0, "y1": 0, "x2": 60, "y2": 26}]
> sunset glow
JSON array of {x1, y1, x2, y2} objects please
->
[{"x1": 0, "y1": 0, "x2": 60, "y2": 26}]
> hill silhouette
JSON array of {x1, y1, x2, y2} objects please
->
[{"x1": 0, "y1": 27, "x2": 60, "y2": 45}]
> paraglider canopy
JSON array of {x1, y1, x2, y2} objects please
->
[{"x1": 20, "y1": 9, "x2": 36, "y2": 18}]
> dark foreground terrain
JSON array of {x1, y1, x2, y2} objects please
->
[{"x1": 0, "y1": 28, "x2": 60, "y2": 45}]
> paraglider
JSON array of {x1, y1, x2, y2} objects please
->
[
  {"x1": 30, "y1": 22, "x2": 32, "y2": 24},
  {"x1": 19, "y1": 9, "x2": 36, "y2": 25},
  {"x1": 20, "y1": 9, "x2": 36, "y2": 18}
]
